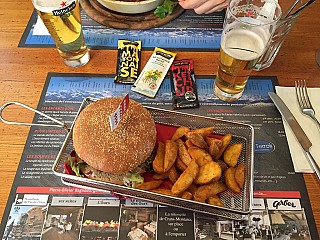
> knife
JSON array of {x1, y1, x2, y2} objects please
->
[{"x1": 269, "y1": 92, "x2": 320, "y2": 181}]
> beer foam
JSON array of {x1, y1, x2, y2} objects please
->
[
  {"x1": 33, "y1": 0, "x2": 75, "y2": 12},
  {"x1": 222, "y1": 29, "x2": 265, "y2": 61}
]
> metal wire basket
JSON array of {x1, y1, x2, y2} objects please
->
[{"x1": 52, "y1": 97, "x2": 254, "y2": 220}]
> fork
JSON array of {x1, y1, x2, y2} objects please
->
[{"x1": 295, "y1": 80, "x2": 320, "y2": 129}]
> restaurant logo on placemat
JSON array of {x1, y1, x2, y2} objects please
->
[
  {"x1": 14, "y1": 194, "x2": 49, "y2": 206},
  {"x1": 255, "y1": 141, "x2": 275, "y2": 153},
  {"x1": 267, "y1": 199, "x2": 301, "y2": 210}
]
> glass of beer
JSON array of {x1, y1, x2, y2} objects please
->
[
  {"x1": 214, "y1": 0, "x2": 282, "y2": 102},
  {"x1": 254, "y1": 10, "x2": 302, "y2": 71},
  {"x1": 31, "y1": 0, "x2": 90, "y2": 67}
]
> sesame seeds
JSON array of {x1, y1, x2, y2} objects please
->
[{"x1": 72, "y1": 98, "x2": 156, "y2": 173}]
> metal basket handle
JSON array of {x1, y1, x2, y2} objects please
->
[{"x1": 0, "y1": 102, "x2": 69, "y2": 131}]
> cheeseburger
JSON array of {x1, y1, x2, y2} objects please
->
[{"x1": 66, "y1": 97, "x2": 157, "y2": 186}]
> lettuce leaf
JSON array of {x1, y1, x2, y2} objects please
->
[
  {"x1": 65, "y1": 154, "x2": 85, "y2": 177},
  {"x1": 123, "y1": 172, "x2": 144, "y2": 188},
  {"x1": 154, "y1": 0, "x2": 178, "y2": 19}
]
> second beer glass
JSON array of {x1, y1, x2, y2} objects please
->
[{"x1": 214, "y1": 0, "x2": 281, "y2": 102}]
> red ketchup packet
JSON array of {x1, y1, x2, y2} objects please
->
[{"x1": 169, "y1": 59, "x2": 199, "y2": 109}]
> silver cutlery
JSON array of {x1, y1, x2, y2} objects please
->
[
  {"x1": 282, "y1": 0, "x2": 301, "y2": 19},
  {"x1": 295, "y1": 80, "x2": 320, "y2": 129},
  {"x1": 282, "y1": 0, "x2": 316, "y2": 19},
  {"x1": 290, "y1": 0, "x2": 316, "y2": 17},
  {"x1": 269, "y1": 92, "x2": 320, "y2": 182}
]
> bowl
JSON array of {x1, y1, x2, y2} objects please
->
[{"x1": 96, "y1": 0, "x2": 164, "y2": 14}]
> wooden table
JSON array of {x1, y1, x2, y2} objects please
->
[{"x1": 0, "y1": 0, "x2": 319, "y2": 234}]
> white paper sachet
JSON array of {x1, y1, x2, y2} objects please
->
[{"x1": 132, "y1": 47, "x2": 176, "y2": 98}]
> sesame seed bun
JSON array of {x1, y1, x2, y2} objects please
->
[{"x1": 72, "y1": 97, "x2": 157, "y2": 173}]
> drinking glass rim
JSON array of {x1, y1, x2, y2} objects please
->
[{"x1": 228, "y1": 0, "x2": 282, "y2": 27}]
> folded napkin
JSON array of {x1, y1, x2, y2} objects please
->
[{"x1": 276, "y1": 86, "x2": 320, "y2": 173}]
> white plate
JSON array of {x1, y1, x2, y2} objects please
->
[{"x1": 96, "y1": 0, "x2": 164, "y2": 14}]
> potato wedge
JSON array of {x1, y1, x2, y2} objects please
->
[
  {"x1": 190, "y1": 127, "x2": 215, "y2": 137},
  {"x1": 187, "y1": 146, "x2": 213, "y2": 167},
  {"x1": 194, "y1": 161, "x2": 222, "y2": 185},
  {"x1": 153, "y1": 172, "x2": 170, "y2": 180},
  {"x1": 176, "y1": 139, "x2": 192, "y2": 166},
  {"x1": 216, "y1": 160, "x2": 228, "y2": 172},
  {"x1": 168, "y1": 165, "x2": 180, "y2": 184},
  {"x1": 187, "y1": 183, "x2": 198, "y2": 195},
  {"x1": 184, "y1": 161, "x2": 199, "y2": 180},
  {"x1": 161, "y1": 179, "x2": 173, "y2": 190},
  {"x1": 175, "y1": 156, "x2": 188, "y2": 172},
  {"x1": 171, "y1": 126, "x2": 190, "y2": 141},
  {"x1": 172, "y1": 175, "x2": 194, "y2": 195},
  {"x1": 193, "y1": 181, "x2": 227, "y2": 202},
  {"x1": 181, "y1": 191, "x2": 193, "y2": 200},
  {"x1": 206, "y1": 195, "x2": 224, "y2": 207},
  {"x1": 153, "y1": 142, "x2": 165, "y2": 174},
  {"x1": 136, "y1": 180, "x2": 163, "y2": 191},
  {"x1": 171, "y1": 160, "x2": 199, "y2": 195},
  {"x1": 214, "y1": 133, "x2": 232, "y2": 160},
  {"x1": 185, "y1": 139, "x2": 194, "y2": 148},
  {"x1": 163, "y1": 140, "x2": 178, "y2": 172},
  {"x1": 224, "y1": 167, "x2": 241, "y2": 193},
  {"x1": 223, "y1": 143, "x2": 243, "y2": 167},
  {"x1": 205, "y1": 137, "x2": 223, "y2": 148},
  {"x1": 235, "y1": 163, "x2": 245, "y2": 189},
  {"x1": 208, "y1": 141, "x2": 219, "y2": 159},
  {"x1": 186, "y1": 132, "x2": 208, "y2": 150},
  {"x1": 150, "y1": 188, "x2": 179, "y2": 197}
]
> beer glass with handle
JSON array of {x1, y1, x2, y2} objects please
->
[
  {"x1": 31, "y1": 0, "x2": 90, "y2": 67},
  {"x1": 214, "y1": 0, "x2": 281, "y2": 102}
]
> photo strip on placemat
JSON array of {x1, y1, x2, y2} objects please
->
[
  {"x1": 194, "y1": 209, "x2": 273, "y2": 240},
  {"x1": 81, "y1": 197, "x2": 120, "y2": 240},
  {"x1": 234, "y1": 209, "x2": 272, "y2": 240},
  {"x1": 2, "y1": 194, "x2": 49, "y2": 240},
  {"x1": 41, "y1": 197, "x2": 84, "y2": 240},
  {"x1": 119, "y1": 199, "x2": 157, "y2": 240},
  {"x1": 269, "y1": 209, "x2": 311, "y2": 240},
  {"x1": 4, "y1": 206, "x2": 44, "y2": 239}
]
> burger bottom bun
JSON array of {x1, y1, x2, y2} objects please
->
[{"x1": 80, "y1": 164, "x2": 125, "y2": 185}]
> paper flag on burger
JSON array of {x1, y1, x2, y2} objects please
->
[{"x1": 109, "y1": 93, "x2": 130, "y2": 131}]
